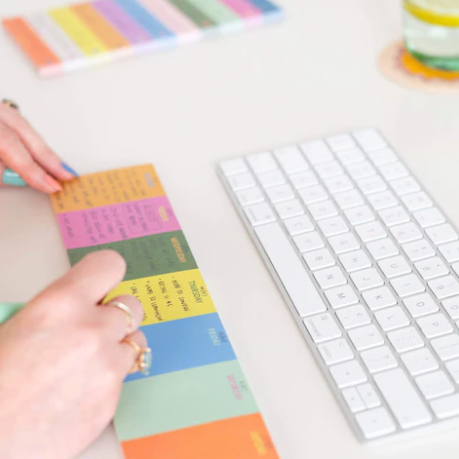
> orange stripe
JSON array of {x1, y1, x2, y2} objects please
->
[
  {"x1": 70, "y1": 4, "x2": 130, "y2": 50},
  {"x1": 2, "y1": 17, "x2": 60, "y2": 68},
  {"x1": 121, "y1": 413, "x2": 280, "y2": 459}
]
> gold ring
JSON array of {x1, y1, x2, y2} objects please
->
[
  {"x1": 122, "y1": 338, "x2": 153, "y2": 376},
  {"x1": 106, "y1": 301, "x2": 135, "y2": 335},
  {"x1": 1, "y1": 99, "x2": 19, "y2": 110}
]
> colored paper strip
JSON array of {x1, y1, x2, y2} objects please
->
[
  {"x1": 115, "y1": 360, "x2": 259, "y2": 440},
  {"x1": 187, "y1": 0, "x2": 240, "y2": 25},
  {"x1": 218, "y1": 0, "x2": 261, "y2": 18},
  {"x1": 2, "y1": 17, "x2": 61, "y2": 69},
  {"x1": 125, "y1": 312, "x2": 236, "y2": 381},
  {"x1": 168, "y1": 0, "x2": 216, "y2": 28},
  {"x1": 71, "y1": 3, "x2": 130, "y2": 50},
  {"x1": 121, "y1": 413, "x2": 278, "y2": 459},
  {"x1": 244, "y1": 0, "x2": 280, "y2": 14},
  {"x1": 49, "y1": 8, "x2": 108, "y2": 56}
]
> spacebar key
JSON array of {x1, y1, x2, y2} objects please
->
[{"x1": 254, "y1": 222, "x2": 327, "y2": 317}]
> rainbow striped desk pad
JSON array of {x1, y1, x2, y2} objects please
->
[
  {"x1": 2, "y1": 0, "x2": 283, "y2": 77},
  {"x1": 50, "y1": 164, "x2": 279, "y2": 459}
]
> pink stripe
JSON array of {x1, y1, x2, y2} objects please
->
[
  {"x1": 138, "y1": 0, "x2": 199, "y2": 34},
  {"x1": 57, "y1": 196, "x2": 181, "y2": 249},
  {"x1": 219, "y1": 0, "x2": 262, "y2": 17}
]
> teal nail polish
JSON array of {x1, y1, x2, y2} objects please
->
[
  {"x1": 61, "y1": 162, "x2": 79, "y2": 177},
  {"x1": 2, "y1": 169, "x2": 27, "y2": 187}
]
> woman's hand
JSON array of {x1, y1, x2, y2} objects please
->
[
  {"x1": 0, "y1": 102, "x2": 78, "y2": 193},
  {"x1": 0, "y1": 251, "x2": 146, "y2": 459}
]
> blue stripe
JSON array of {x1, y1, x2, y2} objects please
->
[
  {"x1": 113, "y1": 0, "x2": 174, "y2": 39},
  {"x1": 125, "y1": 312, "x2": 236, "y2": 382},
  {"x1": 244, "y1": 0, "x2": 280, "y2": 14}
]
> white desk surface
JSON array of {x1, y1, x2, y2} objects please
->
[{"x1": 1, "y1": 0, "x2": 459, "y2": 458}]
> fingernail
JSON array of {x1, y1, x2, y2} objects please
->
[
  {"x1": 2, "y1": 169, "x2": 27, "y2": 187},
  {"x1": 45, "y1": 175, "x2": 63, "y2": 193},
  {"x1": 61, "y1": 162, "x2": 79, "y2": 177}
]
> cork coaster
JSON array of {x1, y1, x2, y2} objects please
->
[{"x1": 379, "y1": 40, "x2": 459, "y2": 93}]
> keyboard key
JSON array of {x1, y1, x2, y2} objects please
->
[
  {"x1": 326, "y1": 134, "x2": 356, "y2": 152},
  {"x1": 379, "y1": 162, "x2": 409, "y2": 181},
  {"x1": 353, "y1": 128, "x2": 387, "y2": 152},
  {"x1": 304, "y1": 249, "x2": 335, "y2": 271},
  {"x1": 318, "y1": 216, "x2": 348, "y2": 237},
  {"x1": 323, "y1": 175, "x2": 354, "y2": 194},
  {"x1": 274, "y1": 146, "x2": 309, "y2": 173},
  {"x1": 342, "y1": 387, "x2": 366, "y2": 413},
  {"x1": 426, "y1": 223, "x2": 458, "y2": 245},
  {"x1": 334, "y1": 190, "x2": 364, "y2": 210},
  {"x1": 429, "y1": 275, "x2": 459, "y2": 299},
  {"x1": 254, "y1": 223, "x2": 327, "y2": 317},
  {"x1": 324, "y1": 284, "x2": 359, "y2": 309},
  {"x1": 430, "y1": 394, "x2": 459, "y2": 419},
  {"x1": 362, "y1": 286, "x2": 397, "y2": 310},
  {"x1": 329, "y1": 233, "x2": 360, "y2": 254},
  {"x1": 440, "y1": 241, "x2": 459, "y2": 263},
  {"x1": 416, "y1": 371, "x2": 454, "y2": 400},
  {"x1": 275, "y1": 199, "x2": 304, "y2": 219},
  {"x1": 330, "y1": 360, "x2": 367, "y2": 388},
  {"x1": 244, "y1": 203, "x2": 276, "y2": 226},
  {"x1": 445, "y1": 359, "x2": 459, "y2": 383},
  {"x1": 228, "y1": 172, "x2": 256, "y2": 190},
  {"x1": 314, "y1": 267, "x2": 347, "y2": 289},
  {"x1": 391, "y1": 222, "x2": 422, "y2": 244},
  {"x1": 351, "y1": 268, "x2": 384, "y2": 291},
  {"x1": 284, "y1": 215, "x2": 314, "y2": 236},
  {"x1": 318, "y1": 339, "x2": 354, "y2": 365},
  {"x1": 293, "y1": 231, "x2": 324, "y2": 253},
  {"x1": 375, "y1": 306, "x2": 410, "y2": 331},
  {"x1": 391, "y1": 274, "x2": 425, "y2": 298},
  {"x1": 357, "y1": 176, "x2": 387, "y2": 195},
  {"x1": 339, "y1": 250, "x2": 372, "y2": 272},
  {"x1": 403, "y1": 239, "x2": 435, "y2": 262},
  {"x1": 390, "y1": 176, "x2": 421, "y2": 196},
  {"x1": 361, "y1": 346, "x2": 398, "y2": 374},
  {"x1": 402, "y1": 192, "x2": 433, "y2": 212},
  {"x1": 344, "y1": 205, "x2": 375, "y2": 226},
  {"x1": 442, "y1": 297, "x2": 459, "y2": 320},
  {"x1": 404, "y1": 293, "x2": 439, "y2": 318},
  {"x1": 431, "y1": 334, "x2": 459, "y2": 361},
  {"x1": 220, "y1": 158, "x2": 248, "y2": 176},
  {"x1": 308, "y1": 200, "x2": 338, "y2": 220},
  {"x1": 367, "y1": 191, "x2": 398, "y2": 210},
  {"x1": 266, "y1": 184, "x2": 295, "y2": 203},
  {"x1": 304, "y1": 313, "x2": 342, "y2": 343},
  {"x1": 388, "y1": 327, "x2": 424, "y2": 353},
  {"x1": 401, "y1": 348, "x2": 439, "y2": 376},
  {"x1": 355, "y1": 408, "x2": 396, "y2": 440},
  {"x1": 374, "y1": 369, "x2": 431, "y2": 429},
  {"x1": 335, "y1": 147, "x2": 365, "y2": 165},
  {"x1": 355, "y1": 221, "x2": 387, "y2": 242},
  {"x1": 301, "y1": 140, "x2": 334, "y2": 164},
  {"x1": 289, "y1": 170, "x2": 318, "y2": 189},
  {"x1": 367, "y1": 238, "x2": 399, "y2": 260},
  {"x1": 415, "y1": 257, "x2": 448, "y2": 280},
  {"x1": 347, "y1": 161, "x2": 376, "y2": 180},
  {"x1": 358, "y1": 383, "x2": 382, "y2": 409},
  {"x1": 336, "y1": 305, "x2": 371, "y2": 329},
  {"x1": 247, "y1": 152, "x2": 277, "y2": 173},
  {"x1": 257, "y1": 169, "x2": 286, "y2": 188},
  {"x1": 378, "y1": 206, "x2": 410, "y2": 227},
  {"x1": 298, "y1": 185, "x2": 328, "y2": 204},
  {"x1": 417, "y1": 313, "x2": 453, "y2": 338},
  {"x1": 378, "y1": 255, "x2": 412, "y2": 278},
  {"x1": 314, "y1": 161, "x2": 344, "y2": 179},
  {"x1": 367, "y1": 147, "x2": 397, "y2": 166},
  {"x1": 414, "y1": 208, "x2": 445, "y2": 229},
  {"x1": 235, "y1": 187, "x2": 265, "y2": 206},
  {"x1": 348, "y1": 325, "x2": 384, "y2": 351}
]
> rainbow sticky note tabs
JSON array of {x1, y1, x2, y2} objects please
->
[
  {"x1": 2, "y1": 0, "x2": 284, "y2": 76},
  {"x1": 51, "y1": 164, "x2": 280, "y2": 459}
]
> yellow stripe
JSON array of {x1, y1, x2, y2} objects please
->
[
  {"x1": 404, "y1": 2, "x2": 459, "y2": 26},
  {"x1": 49, "y1": 8, "x2": 108, "y2": 55}
]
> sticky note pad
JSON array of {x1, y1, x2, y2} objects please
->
[
  {"x1": 51, "y1": 164, "x2": 280, "y2": 458},
  {"x1": 2, "y1": 0, "x2": 284, "y2": 76}
]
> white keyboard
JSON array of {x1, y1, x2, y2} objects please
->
[{"x1": 218, "y1": 129, "x2": 459, "y2": 443}]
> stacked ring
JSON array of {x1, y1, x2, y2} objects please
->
[
  {"x1": 1, "y1": 99, "x2": 19, "y2": 110},
  {"x1": 106, "y1": 301, "x2": 135, "y2": 335},
  {"x1": 123, "y1": 338, "x2": 153, "y2": 376}
]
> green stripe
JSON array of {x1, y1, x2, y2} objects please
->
[
  {"x1": 187, "y1": 0, "x2": 239, "y2": 25},
  {"x1": 168, "y1": 0, "x2": 216, "y2": 28}
]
